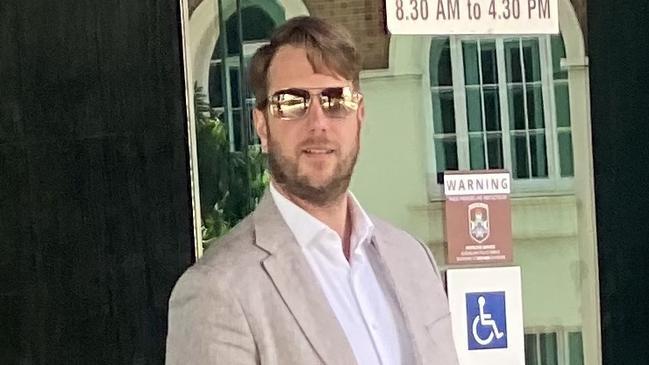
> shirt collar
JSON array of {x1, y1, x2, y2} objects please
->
[
  {"x1": 269, "y1": 182, "x2": 375, "y2": 253},
  {"x1": 346, "y1": 190, "x2": 375, "y2": 255}
]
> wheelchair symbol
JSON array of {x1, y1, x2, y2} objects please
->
[
  {"x1": 471, "y1": 296, "x2": 505, "y2": 345},
  {"x1": 466, "y1": 291, "x2": 507, "y2": 350}
]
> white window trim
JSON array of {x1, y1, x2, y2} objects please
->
[
  {"x1": 423, "y1": 35, "x2": 575, "y2": 201},
  {"x1": 524, "y1": 326, "x2": 583, "y2": 365}
]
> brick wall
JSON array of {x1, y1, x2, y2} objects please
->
[{"x1": 303, "y1": 0, "x2": 390, "y2": 69}]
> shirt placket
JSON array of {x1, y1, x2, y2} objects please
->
[{"x1": 350, "y1": 247, "x2": 386, "y2": 365}]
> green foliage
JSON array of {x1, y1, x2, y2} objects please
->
[{"x1": 194, "y1": 84, "x2": 268, "y2": 249}]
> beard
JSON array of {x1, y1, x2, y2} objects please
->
[{"x1": 266, "y1": 129, "x2": 360, "y2": 207}]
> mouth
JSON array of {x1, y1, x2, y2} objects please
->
[{"x1": 302, "y1": 147, "x2": 335, "y2": 155}]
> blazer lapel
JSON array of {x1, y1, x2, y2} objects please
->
[
  {"x1": 253, "y1": 192, "x2": 357, "y2": 365},
  {"x1": 370, "y1": 225, "x2": 450, "y2": 365}
]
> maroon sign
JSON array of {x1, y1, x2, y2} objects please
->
[{"x1": 444, "y1": 171, "x2": 512, "y2": 265}]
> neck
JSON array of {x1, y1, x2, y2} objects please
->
[{"x1": 273, "y1": 181, "x2": 352, "y2": 254}]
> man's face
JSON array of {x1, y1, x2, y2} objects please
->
[{"x1": 253, "y1": 45, "x2": 364, "y2": 206}]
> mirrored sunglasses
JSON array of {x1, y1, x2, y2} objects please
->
[{"x1": 267, "y1": 86, "x2": 362, "y2": 121}]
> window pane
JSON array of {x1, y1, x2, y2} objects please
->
[
  {"x1": 469, "y1": 133, "x2": 503, "y2": 170},
  {"x1": 232, "y1": 109, "x2": 242, "y2": 149},
  {"x1": 568, "y1": 332, "x2": 585, "y2": 365},
  {"x1": 527, "y1": 85, "x2": 545, "y2": 129},
  {"x1": 522, "y1": 39, "x2": 542, "y2": 82},
  {"x1": 466, "y1": 88, "x2": 483, "y2": 132},
  {"x1": 481, "y1": 41, "x2": 498, "y2": 85},
  {"x1": 431, "y1": 90, "x2": 456, "y2": 133},
  {"x1": 539, "y1": 333, "x2": 558, "y2": 365},
  {"x1": 524, "y1": 334, "x2": 539, "y2": 365},
  {"x1": 508, "y1": 86, "x2": 526, "y2": 130},
  {"x1": 530, "y1": 131, "x2": 548, "y2": 177},
  {"x1": 230, "y1": 68, "x2": 241, "y2": 107},
  {"x1": 555, "y1": 82, "x2": 571, "y2": 127},
  {"x1": 487, "y1": 134, "x2": 504, "y2": 169},
  {"x1": 430, "y1": 38, "x2": 453, "y2": 86},
  {"x1": 435, "y1": 137, "x2": 458, "y2": 173},
  {"x1": 551, "y1": 35, "x2": 568, "y2": 79},
  {"x1": 484, "y1": 86, "x2": 501, "y2": 131},
  {"x1": 511, "y1": 133, "x2": 529, "y2": 178},
  {"x1": 559, "y1": 131, "x2": 574, "y2": 177},
  {"x1": 209, "y1": 63, "x2": 223, "y2": 107},
  {"x1": 505, "y1": 40, "x2": 522, "y2": 83},
  {"x1": 463, "y1": 41, "x2": 480, "y2": 85},
  {"x1": 469, "y1": 134, "x2": 485, "y2": 169}
]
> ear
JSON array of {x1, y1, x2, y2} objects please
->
[
  {"x1": 356, "y1": 100, "x2": 365, "y2": 128},
  {"x1": 253, "y1": 108, "x2": 269, "y2": 153}
]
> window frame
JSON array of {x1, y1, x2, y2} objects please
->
[
  {"x1": 524, "y1": 327, "x2": 584, "y2": 365},
  {"x1": 425, "y1": 34, "x2": 575, "y2": 200},
  {"x1": 209, "y1": 42, "x2": 268, "y2": 151}
]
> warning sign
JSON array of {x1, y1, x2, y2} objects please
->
[{"x1": 444, "y1": 171, "x2": 512, "y2": 265}]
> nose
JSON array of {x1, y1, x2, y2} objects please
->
[{"x1": 305, "y1": 98, "x2": 329, "y2": 131}]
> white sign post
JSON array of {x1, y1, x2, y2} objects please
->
[
  {"x1": 386, "y1": 0, "x2": 558, "y2": 35},
  {"x1": 447, "y1": 266, "x2": 525, "y2": 365}
]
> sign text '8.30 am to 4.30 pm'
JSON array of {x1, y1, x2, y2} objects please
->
[{"x1": 386, "y1": 0, "x2": 558, "y2": 35}]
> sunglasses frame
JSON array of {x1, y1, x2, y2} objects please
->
[{"x1": 266, "y1": 86, "x2": 363, "y2": 121}]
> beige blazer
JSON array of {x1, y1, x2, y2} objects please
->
[{"x1": 166, "y1": 192, "x2": 459, "y2": 365}]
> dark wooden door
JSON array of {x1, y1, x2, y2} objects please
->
[
  {"x1": 590, "y1": 0, "x2": 649, "y2": 363},
  {"x1": 0, "y1": 0, "x2": 195, "y2": 363}
]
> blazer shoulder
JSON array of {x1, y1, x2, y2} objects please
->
[
  {"x1": 179, "y1": 214, "x2": 265, "y2": 286},
  {"x1": 370, "y1": 214, "x2": 442, "y2": 277},
  {"x1": 370, "y1": 214, "x2": 423, "y2": 247}
]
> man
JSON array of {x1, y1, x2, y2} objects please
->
[{"x1": 166, "y1": 16, "x2": 458, "y2": 365}]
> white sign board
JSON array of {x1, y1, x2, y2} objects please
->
[
  {"x1": 386, "y1": 0, "x2": 558, "y2": 35},
  {"x1": 447, "y1": 266, "x2": 525, "y2": 365}
]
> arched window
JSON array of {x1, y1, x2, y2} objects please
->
[
  {"x1": 429, "y1": 35, "x2": 573, "y2": 189},
  {"x1": 208, "y1": 6, "x2": 278, "y2": 151}
]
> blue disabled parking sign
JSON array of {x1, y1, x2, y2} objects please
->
[
  {"x1": 448, "y1": 268, "x2": 524, "y2": 363},
  {"x1": 466, "y1": 291, "x2": 508, "y2": 350}
]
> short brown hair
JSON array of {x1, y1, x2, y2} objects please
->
[{"x1": 248, "y1": 16, "x2": 362, "y2": 110}]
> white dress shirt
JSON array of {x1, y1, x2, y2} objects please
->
[{"x1": 270, "y1": 183, "x2": 410, "y2": 365}]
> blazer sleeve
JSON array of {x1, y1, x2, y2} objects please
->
[{"x1": 166, "y1": 266, "x2": 258, "y2": 365}]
